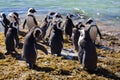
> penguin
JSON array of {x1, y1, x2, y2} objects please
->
[
  {"x1": 0, "y1": 13, "x2": 10, "y2": 37},
  {"x1": 71, "y1": 22, "x2": 85, "y2": 51},
  {"x1": 5, "y1": 12, "x2": 20, "y2": 55},
  {"x1": 23, "y1": 8, "x2": 38, "y2": 31},
  {"x1": 47, "y1": 12, "x2": 62, "y2": 21},
  {"x1": 78, "y1": 29, "x2": 97, "y2": 72},
  {"x1": 5, "y1": 23, "x2": 19, "y2": 55},
  {"x1": 86, "y1": 18, "x2": 102, "y2": 44},
  {"x1": 8, "y1": 12, "x2": 19, "y2": 47},
  {"x1": 22, "y1": 27, "x2": 43, "y2": 69},
  {"x1": 13, "y1": 12, "x2": 20, "y2": 31},
  {"x1": 44, "y1": 12, "x2": 63, "y2": 42},
  {"x1": 40, "y1": 15, "x2": 51, "y2": 40},
  {"x1": 49, "y1": 20, "x2": 64, "y2": 56},
  {"x1": 63, "y1": 14, "x2": 74, "y2": 40}
]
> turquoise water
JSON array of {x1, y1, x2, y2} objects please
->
[{"x1": 0, "y1": 0, "x2": 120, "y2": 23}]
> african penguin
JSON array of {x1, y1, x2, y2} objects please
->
[
  {"x1": 23, "y1": 8, "x2": 38, "y2": 31},
  {"x1": 86, "y1": 18, "x2": 102, "y2": 44},
  {"x1": 0, "y1": 13, "x2": 10, "y2": 37},
  {"x1": 22, "y1": 27, "x2": 42, "y2": 69},
  {"x1": 44, "y1": 12, "x2": 63, "y2": 42},
  {"x1": 5, "y1": 22, "x2": 19, "y2": 55},
  {"x1": 8, "y1": 12, "x2": 19, "y2": 47},
  {"x1": 78, "y1": 29, "x2": 97, "y2": 72},
  {"x1": 63, "y1": 14, "x2": 75, "y2": 40},
  {"x1": 71, "y1": 22, "x2": 85, "y2": 51},
  {"x1": 49, "y1": 20, "x2": 63, "y2": 56},
  {"x1": 40, "y1": 15, "x2": 52, "y2": 41}
]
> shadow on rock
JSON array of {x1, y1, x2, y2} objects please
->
[
  {"x1": 34, "y1": 66, "x2": 54, "y2": 73},
  {"x1": 18, "y1": 42, "x2": 23, "y2": 49},
  {"x1": 94, "y1": 67, "x2": 120, "y2": 80},
  {"x1": 96, "y1": 45, "x2": 111, "y2": 50},
  {"x1": 0, "y1": 52, "x2": 5, "y2": 59},
  {"x1": 57, "y1": 69, "x2": 71, "y2": 75},
  {"x1": 11, "y1": 52, "x2": 22, "y2": 60}
]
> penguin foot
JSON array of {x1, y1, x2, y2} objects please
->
[
  {"x1": 27, "y1": 63, "x2": 33, "y2": 69},
  {"x1": 5, "y1": 52, "x2": 10, "y2": 55},
  {"x1": 27, "y1": 63, "x2": 37, "y2": 69},
  {"x1": 11, "y1": 51, "x2": 18, "y2": 56}
]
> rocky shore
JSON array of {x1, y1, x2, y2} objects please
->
[{"x1": 0, "y1": 16, "x2": 120, "y2": 79}]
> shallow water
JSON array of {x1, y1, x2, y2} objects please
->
[
  {"x1": 0, "y1": 0, "x2": 120, "y2": 31},
  {"x1": 0, "y1": 0, "x2": 120, "y2": 20}
]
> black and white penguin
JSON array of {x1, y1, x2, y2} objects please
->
[
  {"x1": 8, "y1": 12, "x2": 19, "y2": 46},
  {"x1": 63, "y1": 14, "x2": 75, "y2": 40},
  {"x1": 78, "y1": 29, "x2": 97, "y2": 72},
  {"x1": 22, "y1": 27, "x2": 43, "y2": 69},
  {"x1": 5, "y1": 12, "x2": 20, "y2": 55},
  {"x1": 5, "y1": 22, "x2": 19, "y2": 55},
  {"x1": 47, "y1": 12, "x2": 62, "y2": 20},
  {"x1": 49, "y1": 20, "x2": 64, "y2": 56},
  {"x1": 23, "y1": 8, "x2": 38, "y2": 31},
  {"x1": 40, "y1": 15, "x2": 51, "y2": 40},
  {"x1": 0, "y1": 13, "x2": 10, "y2": 37},
  {"x1": 86, "y1": 18, "x2": 102, "y2": 44},
  {"x1": 13, "y1": 12, "x2": 20, "y2": 32},
  {"x1": 44, "y1": 12, "x2": 63, "y2": 42},
  {"x1": 71, "y1": 22, "x2": 85, "y2": 51}
]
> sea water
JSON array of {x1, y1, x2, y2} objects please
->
[{"x1": 0, "y1": 0, "x2": 120, "y2": 31}]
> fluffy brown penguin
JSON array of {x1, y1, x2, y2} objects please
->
[
  {"x1": 86, "y1": 18, "x2": 102, "y2": 44},
  {"x1": 78, "y1": 29, "x2": 97, "y2": 72},
  {"x1": 22, "y1": 27, "x2": 45, "y2": 69}
]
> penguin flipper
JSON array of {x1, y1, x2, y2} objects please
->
[{"x1": 35, "y1": 43, "x2": 48, "y2": 55}]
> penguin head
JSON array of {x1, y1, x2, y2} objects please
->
[
  {"x1": 0, "y1": 13, "x2": 6, "y2": 19},
  {"x1": 48, "y1": 12, "x2": 57, "y2": 19},
  {"x1": 79, "y1": 29, "x2": 91, "y2": 41},
  {"x1": 52, "y1": 20, "x2": 61, "y2": 31},
  {"x1": 76, "y1": 22, "x2": 85, "y2": 30},
  {"x1": 86, "y1": 18, "x2": 94, "y2": 24},
  {"x1": 48, "y1": 12, "x2": 56, "y2": 16},
  {"x1": 28, "y1": 8, "x2": 36, "y2": 13},
  {"x1": 54, "y1": 13, "x2": 63, "y2": 23},
  {"x1": 48, "y1": 12, "x2": 56, "y2": 17},
  {"x1": 55, "y1": 13, "x2": 62, "y2": 19},
  {"x1": 33, "y1": 27, "x2": 42, "y2": 41},
  {"x1": 66, "y1": 14, "x2": 74, "y2": 19},
  {"x1": 8, "y1": 12, "x2": 17, "y2": 22},
  {"x1": 13, "y1": 12, "x2": 19, "y2": 19}
]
